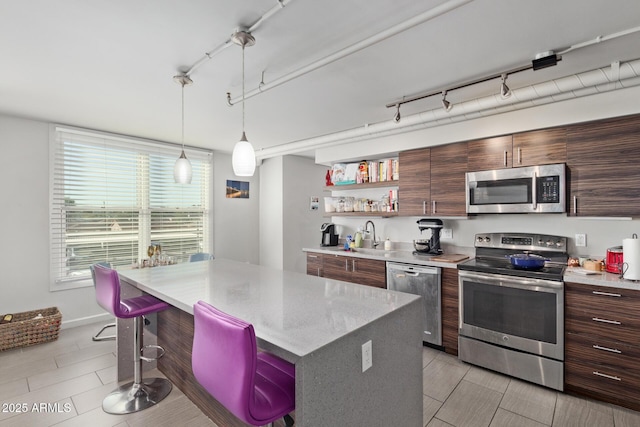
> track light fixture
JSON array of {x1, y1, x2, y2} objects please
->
[
  {"x1": 441, "y1": 91, "x2": 452, "y2": 112},
  {"x1": 500, "y1": 73, "x2": 511, "y2": 99},
  {"x1": 394, "y1": 104, "x2": 401, "y2": 123}
]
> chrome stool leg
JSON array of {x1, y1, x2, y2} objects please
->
[
  {"x1": 102, "y1": 316, "x2": 172, "y2": 414},
  {"x1": 92, "y1": 322, "x2": 116, "y2": 341}
]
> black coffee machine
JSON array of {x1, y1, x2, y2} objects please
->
[
  {"x1": 321, "y1": 223, "x2": 339, "y2": 246},
  {"x1": 413, "y1": 218, "x2": 443, "y2": 255}
]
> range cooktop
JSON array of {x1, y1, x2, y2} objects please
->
[{"x1": 458, "y1": 232, "x2": 568, "y2": 282}]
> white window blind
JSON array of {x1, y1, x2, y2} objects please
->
[{"x1": 50, "y1": 125, "x2": 212, "y2": 289}]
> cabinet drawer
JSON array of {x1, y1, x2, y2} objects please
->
[
  {"x1": 306, "y1": 253, "x2": 323, "y2": 277},
  {"x1": 565, "y1": 360, "x2": 640, "y2": 410},
  {"x1": 566, "y1": 332, "x2": 640, "y2": 371},
  {"x1": 565, "y1": 282, "x2": 640, "y2": 315},
  {"x1": 565, "y1": 312, "x2": 640, "y2": 346}
]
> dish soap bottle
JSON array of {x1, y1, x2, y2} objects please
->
[
  {"x1": 355, "y1": 227, "x2": 363, "y2": 248},
  {"x1": 384, "y1": 238, "x2": 392, "y2": 251}
]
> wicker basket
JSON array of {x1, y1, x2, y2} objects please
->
[{"x1": 0, "y1": 307, "x2": 62, "y2": 352}]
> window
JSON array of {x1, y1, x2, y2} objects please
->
[{"x1": 49, "y1": 125, "x2": 212, "y2": 290}]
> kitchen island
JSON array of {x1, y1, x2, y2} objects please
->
[{"x1": 117, "y1": 259, "x2": 423, "y2": 426}]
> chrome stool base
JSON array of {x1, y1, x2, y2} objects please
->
[{"x1": 102, "y1": 377, "x2": 172, "y2": 414}]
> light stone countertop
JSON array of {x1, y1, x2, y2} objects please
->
[
  {"x1": 563, "y1": 266, "x2": 640, "y2": 291},
  {"x1": 303, "y1": 246, "x2": 471, "y2": 269},
  {"x1": 118, "y1": 258, "x2": 420, "y2": 362}
]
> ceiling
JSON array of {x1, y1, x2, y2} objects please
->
[{"x1": 2, "y1": 0, "x2": 639, "y2": 158}]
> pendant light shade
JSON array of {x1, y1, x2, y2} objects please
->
[
  {"x1": 232, "y1": 132, "x2": 256, "y2": 176},
  {"x1": 231, "y1": 29, "x2": 256, "y2": 177},
  {"x1": 173, "y1": 74, "x2": 193, "y2": 184},
  {"x1": 174, "y1": 150, "x2": 193, "y2": 183}
]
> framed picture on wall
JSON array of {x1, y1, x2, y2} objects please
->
[{"x1": 226, "y1": 180, "x2": 250, "y2": 198}]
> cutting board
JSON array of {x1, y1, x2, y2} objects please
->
[{"x1": 429, "y1": 254, "x2": 469, "y2": 263}]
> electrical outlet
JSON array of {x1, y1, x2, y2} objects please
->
[
  {"x1": 442, "y1": 228, "x2": 453, "y2": 239},
  {"x1": 575, "y1": 233, "x2": 587, "y2": 247},
  {"x1": 362, "y1": 340, "x2": 372, "y2": 372}
]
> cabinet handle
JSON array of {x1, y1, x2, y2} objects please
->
[
  {"x1": 592, "y1": 290, "x2": 622, "y2": 297},
  {"x1": 592, "y1": 371, "x2": 621, "y2": 381},
  {"x1": 503, "y1": 150, "x2": 507, "y2": 167},
  {"x1": 593, "y1": 344, "x2": 622, "y2": 354},
  {"x1": 308, "y1": 254, "x2": 318, "y2": 258},
  {"x1": 345, "y1": 259, "x2": 349, "y2": 272},
  {"x1": 423, "y1": 201, "x2": 426, "y2": 215},
  {"x1": 352, "y1": 259, "x2": 356, "y2": 272},
  {"x1": 573, "y1": 196, "x2": 577, "y2": 215},
  {"x1": 517, "y1": 147, "x2": 522, "y2": 164},
  {"x1": 432, "y1": 200, "x2": 436, "y2": 214},
  {"x1": 317, "y1": 267, "x2": 321, "y2": 277},
  {"x1": 592, "y1": 317, "x2": 621, "y2": 325}
]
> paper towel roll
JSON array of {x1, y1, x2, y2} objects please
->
[{"x1": 623, "y1": 237, "x2": 640, "y2": 280}]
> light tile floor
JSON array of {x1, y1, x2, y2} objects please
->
[{"x1": 2, "y1": 321, "x2": 640, "y2": 426}]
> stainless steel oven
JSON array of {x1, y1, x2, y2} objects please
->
[{"x1": 457, "y1": 233, "x2": 567, "y2": 391}]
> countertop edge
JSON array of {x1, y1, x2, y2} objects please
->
[
  {"x1": 303, "y1": 247, "x2": 470, "y2": 268},
  {"x1": 563, "y1": 267, "x2": 640, "y2": 290}
]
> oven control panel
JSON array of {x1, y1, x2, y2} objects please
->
[{"x1": 475, "y1": 232, "x2": 566, "y2": 252}]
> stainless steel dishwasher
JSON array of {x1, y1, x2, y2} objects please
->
[{"x1": 386, "y1": 262, "x2": 442, "y2": 346}]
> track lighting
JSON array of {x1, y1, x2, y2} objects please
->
[
  {"x1": 393, "y1": 104, "x2": 401, "y2": 123},
  {"x1": 441, "y1": 91, "x2": 452, "y2": 112},
  {"x1": 500, "y1": 73, "x2": 511, "y2": 99}
]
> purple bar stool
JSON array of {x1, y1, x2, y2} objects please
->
[
  {"x1": 192, "y1": 301, "x2": 295, "y2": 427},
  {"x1": 93, "y1": 264, "x2": 172, "y2": 414}
]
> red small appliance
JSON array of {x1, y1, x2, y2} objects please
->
[{"x1": 606, "y1": 246, "x2": 624, "y2": 274}]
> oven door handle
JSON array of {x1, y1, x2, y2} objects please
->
[{"x1": 458, "y1": 270, "x2": 563, "y2": 290}]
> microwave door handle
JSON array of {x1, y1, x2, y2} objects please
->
[{"x1": 532, "y1": 172, "x2": 537, "y2": 211}]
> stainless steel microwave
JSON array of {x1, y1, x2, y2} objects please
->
[{"x1": 466, "y1": 163, "x2": 566, "y2": 214}]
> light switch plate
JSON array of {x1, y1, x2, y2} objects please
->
[
  {"x1": 442, "y1": 228, "x2": 453, "y2": 239},
  {"x1": 575, "y1": 234, "x2": 587, "y2": 247},
  {"x1": 362, "y1": 340, "x2": 372, "y2": 372}
]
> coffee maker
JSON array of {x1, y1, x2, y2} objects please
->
[
  {"x1": 414, "y1": 218, "x2": 443, "y2": 255},
  {"x1": 321, "y1": 223, "x2": 339, "y2": 246}
]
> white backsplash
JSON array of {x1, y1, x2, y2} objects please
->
[{"x1": 331, "y1": 214, "x2": 640, "y2": 258}]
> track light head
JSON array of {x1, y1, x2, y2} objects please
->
[
  {"x1": 394, "y1": 104, "x2": 401, "y2": 123},
  {"x1": 500, "y1": 73, "x2": 511, "y2": 99},
  {"x1": 441, "y1": 91, "x2": 452, "y2": 112}
]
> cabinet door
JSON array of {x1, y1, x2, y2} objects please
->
[
  {"x1": 567, "y1": 114, "x2": 640, "y2": 217},
  {"x1": 399, "y1": 148, "x2": 430, "y2": 216},
  {"x1": 322, "y1": 254, "x2": 352, "y2": 282},
  {"x1": 352, "y1": 258, "x2": 386, "y2": 288},
  {"x1": 467, "y1": 135, "x2": 513, "y2": 171},
  {"x1": 306, "y1": 253, "x2": 323, "y2": 277},
  {"x1": 430, "y1": 143, "x2": 468, "y2": 216},
  {"x1": 512, "y1": 128, "x2": 567, "y2": 167},
  {"x1": 441, "y1": 268, "x2": 459, "y2": 356}
]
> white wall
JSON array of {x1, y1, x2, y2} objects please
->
[
  {"x1": 259, "y1": 157, "x2": 284, "y2": 269},
  {"x1": 0, "y1": 115, "x2": 108, "y2": 327},
  {"x1": 282, "y1": 156, "x2": 327, "y2": 273},
  {"x1": 213, "y1": 152, "x2": 260, "y2": 264}
]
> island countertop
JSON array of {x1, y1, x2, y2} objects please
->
[{"x1": 118, "y1": 258, "x2": 420, "y2": 362}]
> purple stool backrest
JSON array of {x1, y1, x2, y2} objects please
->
[
  {"x1": 93, "y1": 264, "x2": 122, "y2": 318},
  {"x1": 192, "y1": 300, "x2": 257, "y2": 424}
]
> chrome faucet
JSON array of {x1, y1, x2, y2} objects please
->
[{"x1": 364, "y1": 220, "x2": 379, "y2": 248}]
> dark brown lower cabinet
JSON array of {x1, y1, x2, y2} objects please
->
[
  {"x1": 565, "y1": 281, "x2": 640, "y2": 411},
  {"x1": 306, "y1": 252, "x2": 386, "y2": 288},
  {"x1": 441, "y1": 268, "x2": 459, "y2": 356}
]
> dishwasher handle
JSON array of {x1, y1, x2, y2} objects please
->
[{"x1": 387, "y1": 263, "x2": 440, "y2": 276}]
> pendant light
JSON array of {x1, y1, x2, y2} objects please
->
[
  {"x1": 173, "y1": 74, "x2": 193, "y2": 184},
  {"x1": 231, "y1": 30, "x2": 256, "y2": 177}
]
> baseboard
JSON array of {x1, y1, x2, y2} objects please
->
[{"x1": 61, "y1": 312, "x2": 115, "y2": 330}]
